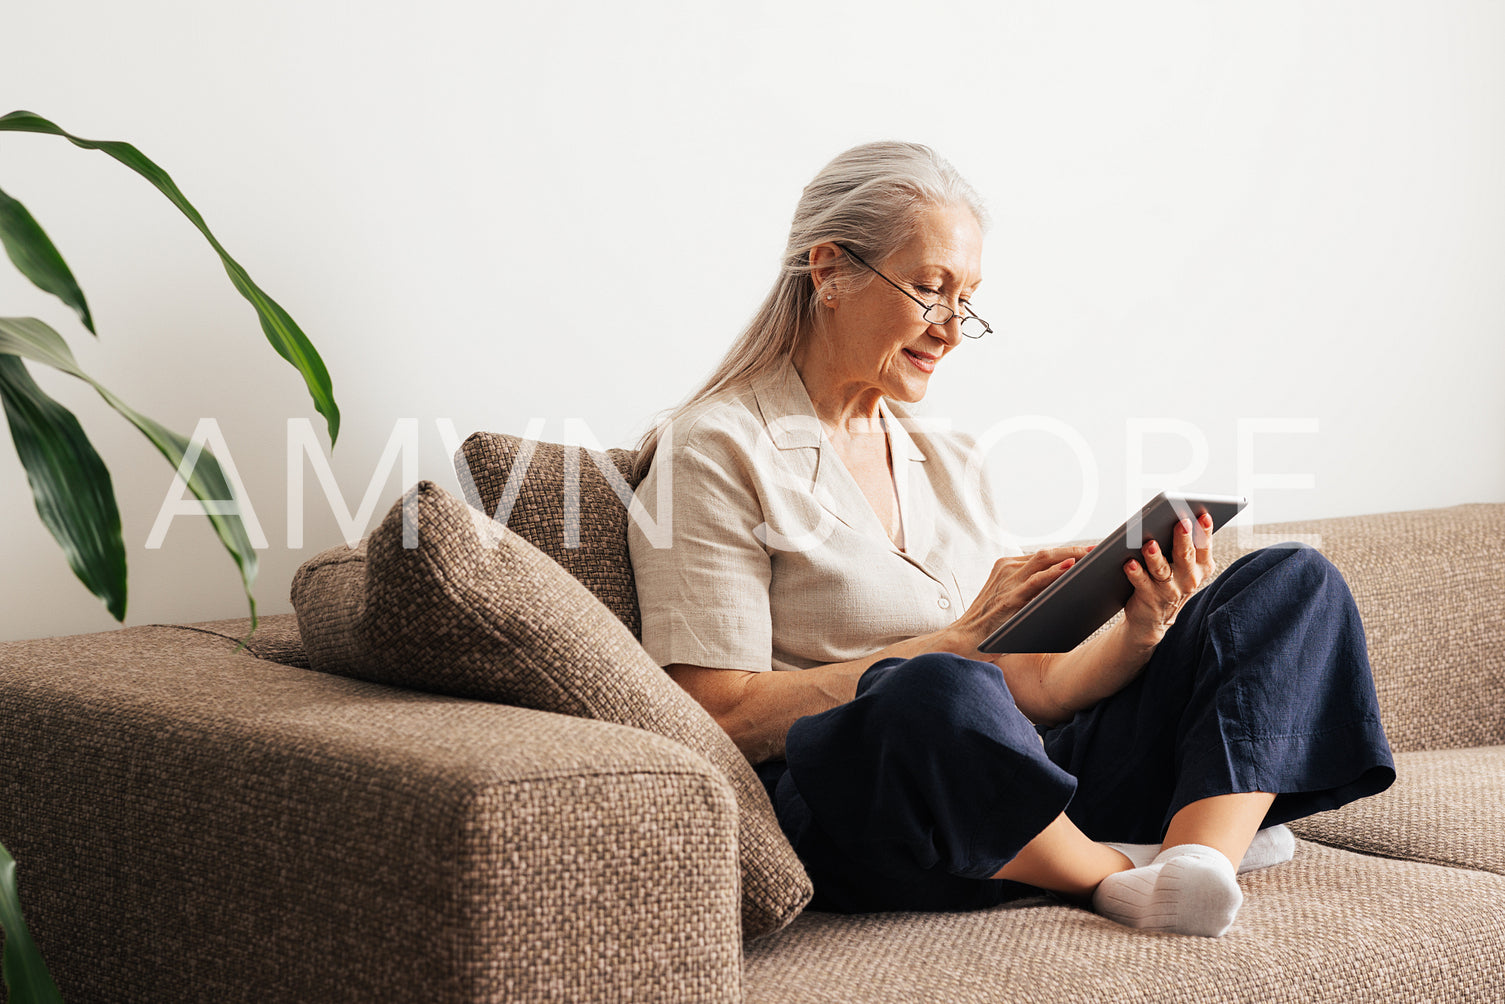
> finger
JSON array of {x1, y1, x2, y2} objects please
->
[
  {"x1": 1174, "y1": 518, "x2": 1196, "y2": 560},
  {"x1": 991, "y1": 554, "x2": 1040, "y2": 582},
  {"x1": 1193, "y1": 511, "x2": 1213, "y2": 564},
  {"x1": 1008, "y1": 551, "x2": 1062, "y2": 579},
  {"x1": 1030, "y1": 545, "x2": 1092, "y2": 567},
  {"x1": 1011, "y1": 557, "x2": 1078, "y2": 605},
  {"x1": 1023, "y1": 549, "x2": 1058, "y2": 571},
  {"x1": 1172, "y1": 518, "x2": 1200, "y2": 591},
  {"x1": 1141, "y1": 537, "x2": 1174, "y2": 583},
  {"x1": 1124, "y1": 557, "x2": 1159, "y2": 595},
  {"x1": 1029, "y1": 556, "x2": 1078, "y2": 584}
]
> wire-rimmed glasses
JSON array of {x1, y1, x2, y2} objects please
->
[{"x1": 835, "y1": 244, "x2": 993, "y2": 340}]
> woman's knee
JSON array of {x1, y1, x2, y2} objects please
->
[
  {"x1": 1217, "y1": 543, "x2": 1351, "y2": 604},
  {"x1": 855, "y1": 652, "x2": 1029, "y2": 734},
  {"x1": 859, "y1": 651, "x2": 1007, "y2": 702},
  {"x1": 1203, "y1": 544, "x2": 1368, "y2": 686},
  {"x1": 1228, "y1": 541, "x2": 1331, "y2": 575}
]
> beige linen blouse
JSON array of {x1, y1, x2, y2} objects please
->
[{"x1": 628, "y1": 358, "x2": 1018, "y2": 674}]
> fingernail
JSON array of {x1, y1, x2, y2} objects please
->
[
  {"x1": 1200, "y1": 513, "x2": 1213, "y2": 527},
  {"x1": 1146, "y1": 541, "x2": 1159, "y2": 554},
  {"x1": 1126, "y1": 560, "x2": 1139, "y2": 572},
  {"x1": 1179, "y1": 518, "x2": 1192, "y2": 533}
]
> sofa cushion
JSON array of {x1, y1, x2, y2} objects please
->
[
  {"x1": 743, "y1": 840, "x2": 1505, "y2": 1003},
  {"x1": 171, "y1": 613, "x2": 310, "y2": 668},
  {"x1": 1289, "y1": 746, "x2": 1505, "y2": 876},
  {"x1": 291, "y1": 480, "x2": 811, "y2": 939},
  {"x1": 455, "y1": 431, "x2": 643, "y2": 638}
]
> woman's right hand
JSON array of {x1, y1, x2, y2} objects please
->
[{"x1": 950, "y1": 546, "x2": 1093, "y2": 658}]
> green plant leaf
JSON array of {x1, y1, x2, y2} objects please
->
[
  {"x1": 0, "y1": 110, "x2": 339, "y2": 445},
  {"x1": 0, "y1": 184, "x2": 93, "y2": 335},
  {"x1": 0, "y1": 842, "x2": 65, "y2": 1004},
  {"x1": 0, "y1": 316, "x2": 258, "y2": 625},
  {"x1": 0, "y1": 354, "x2": 126, "y2": 620}
]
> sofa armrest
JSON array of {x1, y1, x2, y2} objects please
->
[{"x1": 0, "y1": 625, "x2": 742, "y2": 1004}]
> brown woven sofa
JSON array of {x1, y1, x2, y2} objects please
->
[{"x1": 2, "y1": 434, "x2": 1503, "y2": 1003}]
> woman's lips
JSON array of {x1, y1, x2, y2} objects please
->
[{"x1": 904, "y1": 348, "x2": 937, "y2": 373}]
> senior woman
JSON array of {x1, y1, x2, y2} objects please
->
[{"x1": 627, "y1": 142, "x2": 1394, "y2": 937}]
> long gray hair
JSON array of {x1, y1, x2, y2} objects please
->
[{"x1": 631, "y1": 140, "x2": 988, "y2": 481}]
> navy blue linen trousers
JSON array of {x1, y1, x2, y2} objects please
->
[{"x1": 755, "y1": 545, "x2": 1397, "y2": 913}]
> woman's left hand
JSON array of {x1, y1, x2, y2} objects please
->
[{"x1": 1122, "y1": 512, "x2": 1218, "y2": 648}]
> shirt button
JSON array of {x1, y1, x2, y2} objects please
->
[{"x1": 938, "y1": 597, "x2": 951, "y2": 609}]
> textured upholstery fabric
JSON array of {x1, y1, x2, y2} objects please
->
[
  {"x1": 0, "y1": 625, "x2": 742, "y2": 1003},
  {"x1": 170, "y1": 612, "x2": 309, "y2": 667},
  {"x1": 288, "y1": 539, "x2": 367, "y2": 676},
  {"x1": 744, "y1": 841, "x2": 1505, "y2": 1003},
  {"x1": 1289, "y1": 746, "x2": 1505, "y2": 875},
  {"x1": 456, "y1": 430, "x2": 643, "y2": 637},
  {"x1": 1206, "y1": 503, "x2": 1505, "y2": 752},
  {"x1": 290, "y1": 480, "x2": 812, "y2": 939}
]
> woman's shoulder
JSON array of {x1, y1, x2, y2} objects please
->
[
  {"x1": 636, "y1": 383, "x2": 773, "y2": 510},
  {"x1": 657, "y1": 382, "x2": 766, "y2": 460}
]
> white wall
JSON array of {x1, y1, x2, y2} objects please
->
[{"x1": 2, "y1": 1, "x2": 1502, "y2": 642}]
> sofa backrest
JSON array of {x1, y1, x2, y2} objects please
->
[{"x1": 1206, "y1": 503, "x2": 1505, "y2": 754}]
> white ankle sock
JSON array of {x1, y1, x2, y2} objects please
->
[
  {"x1": 1092, "y1": 843, "x2": 1243, "y2": 937},
  {"x1": 1107, "y1": 824, "x2": 1295, "y2": 874},
  {"x1": 1104, "y1": 841, "x2": 1160, "y2": 869},
  {"x1": 1238, "y1": 824, "x2": 1295, "y2": 872}
]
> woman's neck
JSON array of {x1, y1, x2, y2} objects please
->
[{"x1": 790, "y1": 350, "x2": 886, "y2": 442}]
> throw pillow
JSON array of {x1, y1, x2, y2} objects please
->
[
  {"x1": 454, "y1": 431, "x2": 642, "y2": 638},
  {"x1": 291, "y1": 480, "x2": 812, "y2": 939}
]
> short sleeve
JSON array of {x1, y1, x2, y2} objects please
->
[{"x1": 628, "y1": 437, "x2": 775, "y2": 673}]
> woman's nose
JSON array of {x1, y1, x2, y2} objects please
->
[{"x1": 931, "y1": 314, "x2": 964, "y2": 346}]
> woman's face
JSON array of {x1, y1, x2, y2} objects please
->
[{"x1": 810, "y1": 202, "x2": 985, "y2": 409}]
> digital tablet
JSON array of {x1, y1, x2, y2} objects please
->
[{"x1": 978, "y1": 492, "x2": 1248, "y2": 654}]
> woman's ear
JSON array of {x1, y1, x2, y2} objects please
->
[{"x1": 809, "y1": 243, "x2": 844, "y2": 304}]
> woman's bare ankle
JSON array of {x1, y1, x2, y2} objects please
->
[{"x1": 990, "y1": 816, "x2": 1136, "y2": 900}]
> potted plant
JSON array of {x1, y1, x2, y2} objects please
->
[{"x1": 0, "y1": 110, "x2": 342, "y2": 1004}]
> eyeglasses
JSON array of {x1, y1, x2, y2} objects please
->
[{"x1": 835, "y1": 244, "x2": 993, "y2": 340}]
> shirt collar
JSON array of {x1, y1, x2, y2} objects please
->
[
  {"x1": 879, "y1": 399, "x2": 929, "y2": 463},
  {"x1": 750, "y1": 358, "x2": 822, "y2": 449}
]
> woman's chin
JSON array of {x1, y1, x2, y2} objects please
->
[{"x1": 887, "y1": 375, "x2": 931, "y2": 404}]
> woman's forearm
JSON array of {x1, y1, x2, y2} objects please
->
[
  {"x1": 673, "y1": 627, "x2": 976, "y2": 764},
  {"x1": 1034, "y1": 620, "x2": 1158, "y2": 724}
]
